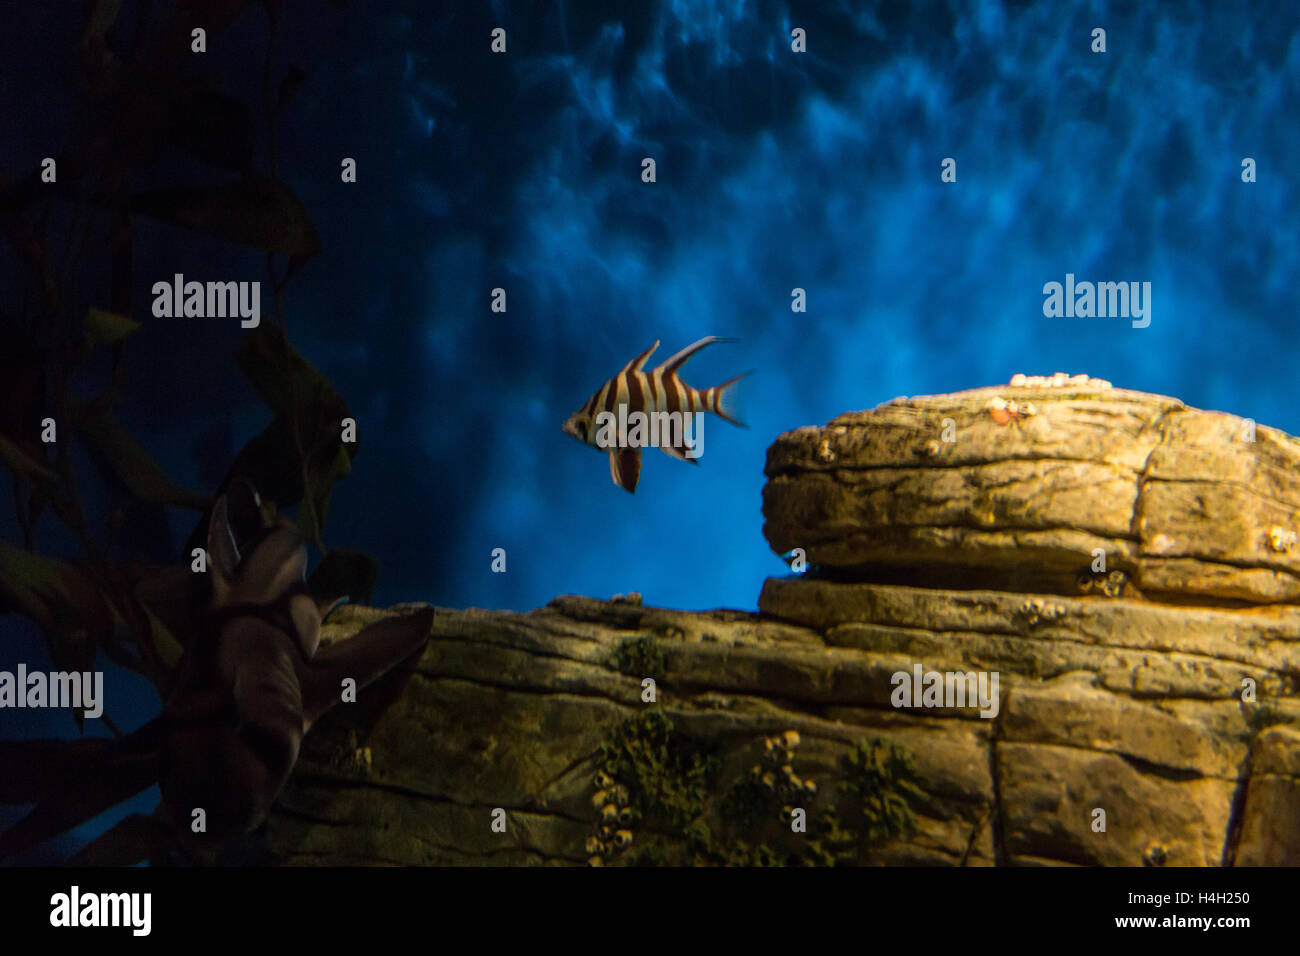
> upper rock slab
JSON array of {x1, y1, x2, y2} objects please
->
[{"x1": 763, "y1": 378, "x2": 1300, "y2": 604}]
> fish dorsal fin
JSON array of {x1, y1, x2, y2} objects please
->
[
  {"x1": 621, "y1": 340, "x2": 660, "y2": 375},
  {"x1": 651, "y1": 336, "x2": 738, "y2": 377},
  {"x1": 608, "y1": 447, "x2": 642, "y2": 493}
]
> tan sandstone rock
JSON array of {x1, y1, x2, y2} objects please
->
[{"x1": 265, "y1": 382, "x2": 1300, "y2": 866}]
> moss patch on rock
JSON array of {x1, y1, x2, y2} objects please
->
[
  {"x1": 585, "y1": 712, "x2": 923, "y2": 866},
  {"x1": 609, "y1": 635, "x2": 668, "y2": 680}
]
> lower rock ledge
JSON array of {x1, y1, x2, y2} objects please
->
[{"x1": 263, "y1": 590, "x2": 1300, "y2": 865}]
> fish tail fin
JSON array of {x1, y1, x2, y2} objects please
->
[{"x1": 711, "y1": 370, "x2": 753, "y2": 428}]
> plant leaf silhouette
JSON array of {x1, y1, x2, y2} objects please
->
[{"x1": 132, "y1": 179, "x2": 320, "y2": 255}]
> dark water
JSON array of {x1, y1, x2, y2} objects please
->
[{"x1": 1, "y1": 0, "x2": 1297, "y2": 860}]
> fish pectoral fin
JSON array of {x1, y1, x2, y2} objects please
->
[
  {"x1": 658, "y1": 442, "x2": 700, "y2": 464},
  {"x1": 609, "y1": 447, "x2": 641, "y2": 493}
]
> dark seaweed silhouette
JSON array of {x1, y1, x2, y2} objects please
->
[
  {"x1": 1, "y1": 483, "x2": 430, "y2": 863},
  {"x1": 0, "y1": 0, "x2": 401, "y2": 863}
]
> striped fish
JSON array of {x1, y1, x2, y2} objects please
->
[{"x1": 562, "y1": 336, "x2": 749, "y2": 493}]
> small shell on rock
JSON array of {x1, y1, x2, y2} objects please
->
[
  {"x1": 987, "y1": 396, "x2": 1036, "y2": 425},
  {"x1": 1101, "y1": 570, "x2": 1127, "y2": 598},
  {"x1": 1149, "y1": 533, "x2": 1176, "y2": 555},
  {"x1": 1018, "y1": 597, "x2": 1066, "y2": 625},
  {"x1": 1268, "y1": 527, "x2": 1297, "y2": 554}
]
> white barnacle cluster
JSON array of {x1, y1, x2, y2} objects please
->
[
  {"x1": 750, "y1": 730, "x2": 815, "y2": 806},
  {"x1": 587, "y1": 770, "x2": 634, "y2": 865},
  {"x1": 1017, "y1": 597, "x2": 1068, "y2": 627},
  {"x1": 1077, "y1": 569, "x2": 1128, "y2": 598},
  {"x1": 1009, "y1": 372, "x2": 1113, "y2": 389}
]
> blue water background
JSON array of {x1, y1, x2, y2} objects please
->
[{"x1": 0, "y1": 0, "x2": 1296, "y2": 860}]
